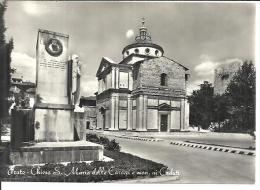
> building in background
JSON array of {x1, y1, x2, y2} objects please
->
[
  {"x1": 79, "y1": 96, "x2": 97, "y2": 130},
  {"x1": 74, "y1": 96, "x2": 96, "y2": 140},
  {"x1": 95, "y1": 20, "x2": 190, "y2": 132},
  {"x1": 214, "y1": 61, "x2": 242, "y2": 95},
  {"x1": 9, "y1": 75, "x2": 36, "y2": 109}
]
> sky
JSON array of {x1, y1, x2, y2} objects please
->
[{"x1": 5, "y1": 1, "x2": 255, "y2": 96}]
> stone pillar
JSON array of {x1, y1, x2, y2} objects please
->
[
  {"x1": 180, "y1": 99, "x2": 185, "y2": 131},
  {"x1": 184, "y1": 99, "x2": 190, "y2": 130},
  {"x1": 136, "y1": 95, "x2": 142, "y2": 131},
  {"x1": 109, "y1": 94, "x2": 119, "y2": 131},
  {"x1": 136, "y1": 95, "x2": 147, "y2": 131},
  {"x1": 111, "y1": 67, "x2": 115, "y2": 88},
  {"x1": 98, "y1": 80, "x2": 101, "y2": 93},
  {"x1": 132, "y1": 99, "x2": 137, "y2": 130},
  {"x1": 143, "y1": 95, "x2": 148, "y2": 131},
  {"x1": 110, "y1": 96, "x2": 115, "y2": 130},
  {"x1": 105, "y1": 108, "x2": 110, "y2": 130},
  {"x1": 129, "y1": 71, "x2": 133, "y2": 91},
  {"x1": 114, "y1": 94, "x2": 119, "y2": 130},
  {"x1": 127, "y1": 95, "x2": 132, "y2": 131},
  {"x1": 115, "y1": 67, "x2": 119, "y2": 89}
]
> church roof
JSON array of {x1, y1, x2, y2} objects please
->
[
  {"x1": 134, "y1": 56, "x2": 189, "y2": 71},
  {"x1": 103, "y1": 57, "x2": 116, "y2": 64},
  {"x1": 96, "y1": 57, "x2": 113, "y2": 76},
  {"x1": 162, "y1": 56, "x2": 189, "y2": 71},
  {"x1": 118, "y1": 53, "x2": 154, "y2": 65},
  {"x1": 96, "y1": 56, "x2": 133, "y2": 77}
]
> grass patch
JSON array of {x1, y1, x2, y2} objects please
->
[{"x1": 0, "y1": 134, "x2": 167, "y2": 182}]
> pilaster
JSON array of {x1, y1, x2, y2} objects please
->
[
  {"x1": 184, "y1": 99, "x2": 190, "y2": 130},
  {"x1": 115, "y1": 67, "x2": 119, "y2": 89},
  {"x1": 110, "y1": 96, "x2": 115, "y2": 130},
  {"x1": 114, "y1": 94, "x2": 119, "y2": 130},
  {"x1": 180, "y1": 99, "x2": 185, "y2": 130},
  {"x1": 127, "y1": 95, "x2": 132, "y2": 130},
  {"x1": 129, "y1": 71, "x2": 133, "y2": 91},
  {"x1": 111, "y1": 67, "x2": 115, "y2": 89},
  {"x1": 136, "y1": 95, "x2": 147, "y2": 131},
  {"x1": 143, "y1": 95, "x2": 148, "y2": 131}
]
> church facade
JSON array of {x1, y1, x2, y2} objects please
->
[{"x1": 95, "y1": 20, "x2": 190, "y2": 132}]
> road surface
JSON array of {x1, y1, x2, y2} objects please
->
[{"x1": 108, "y1": 136, "x2": 255, "y2": 183}]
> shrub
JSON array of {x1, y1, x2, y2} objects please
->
[
  {"x1": 86, "y1": 133, "x2": 100, "y2": 143},
  {"x1": 99, "y1": 136, "x2": 110, "y2": 146},
  {"x1": 86, "y1": 134, "x2": 121, "y2": 151},
  {"x1": 106, "y1": 139, "x2": 120, "y2": 151}
]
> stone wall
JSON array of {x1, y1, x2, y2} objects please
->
[
  {"x1": 147, "y1": 109, "x2": 158, "y2": 130},
  {"x1": 133, "y1": 57, "x2": 186, "y2": 91},
  {"x1": 214, "y1": 61, "x2": 242, "y2": 95}
]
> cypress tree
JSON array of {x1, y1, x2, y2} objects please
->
[
  {"x1": 0, "y1": 0, "x2": 13, "y2": 140},
  {"x1": 0, "y1": 0, "x2": 6, "y2": 45}
]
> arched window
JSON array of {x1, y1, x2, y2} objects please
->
[{"x1": 160, "y1": 73, "x2": 167, "y2": 86}]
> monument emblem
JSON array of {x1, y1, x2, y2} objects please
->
[{"x1": 45, "y1": 38, "x2": 63, "y2": 57}]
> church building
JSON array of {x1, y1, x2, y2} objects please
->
[{"x1": 95, "y1": 20, "x2": 190, "y2": 132}]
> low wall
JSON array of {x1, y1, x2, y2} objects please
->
[
  {"x1": 11, "y1": 109, "x2": 34, "y2": 148},
  {"x1": 9, "y1": 141, "x2": 103, "y2": 165}
]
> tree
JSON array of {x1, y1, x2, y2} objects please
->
[
  {"x1": 225, "y1": 61, "x2": 255, "y2": 132},
  {"x1": 212, "y1": 94, "x2": 229, "y2": 132},
  {"x1": 0, "y1": 0, "x2": 6, "y2": 45},
  {"x1": 188, "y1": 81, "x2": 214, "y2": 131},
  {"x1": 0, "y1": 0, "x2": 13, "y2": 142}
]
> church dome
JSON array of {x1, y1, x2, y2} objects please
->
[{"x1": 122, "y1": 19, "x2": 164, "y2": 58}]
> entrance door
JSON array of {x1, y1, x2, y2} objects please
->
[
  {"x1": 160, "y1": 114, "x2": 168, "y2": 132},
  {"x1": 86, "y1": 121, "x2": 90, "y2": 129}
]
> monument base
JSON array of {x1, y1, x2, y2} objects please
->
[
  {"x1": 9, "y1": 141, "x2": 103, "y2": 165},
  {"x1": 34, "y1": 103, "x2": 75, "y2": 141}
]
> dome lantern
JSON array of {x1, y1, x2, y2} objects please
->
[
  {"x1": 122, "y1": 18, "x2": 164, "y2": 58},
  {"x1": 135, "y1": 18, "x2": 152, "y2": 43}
]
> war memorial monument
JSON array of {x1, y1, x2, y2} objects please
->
[{"x1": 9, "y1": 29, "x2": 104, "y2": 165}]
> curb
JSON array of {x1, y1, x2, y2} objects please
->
[
  {"x1": 109, "y1": 134, "x2": 255, "y2": 157},
  {"x1": 169, "y1": 141, "x2": 255, "y2": 156},
  {"x1": 115, "y1": 135, "x2": 163, "y2": 142}
]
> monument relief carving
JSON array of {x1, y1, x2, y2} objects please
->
[{"x1": 45, "y1": 38, "x2": 63, "y2": 57}]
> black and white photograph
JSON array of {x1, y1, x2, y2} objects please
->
[{"x1": 0, "y1": 0, "x2": 258, "y2": 188}]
